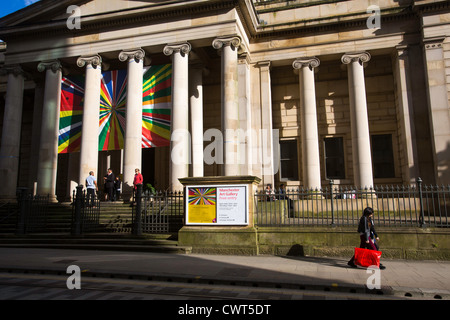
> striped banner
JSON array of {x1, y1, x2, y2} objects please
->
[
  {"x1": 58, "y1": 64, "x2": 172, "y2": 153},
  {"x1": 99, "y1": 69, "x2": 127, "y2": 151},
  {"x1": 142, "y1": 64, "x2": 172, "y2": 148},
  {"x1": 58, "y1": 75, "x2": 85, "y2": 154}
]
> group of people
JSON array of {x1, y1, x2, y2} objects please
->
[{"x1": 84, "y1": 168, "x2": 143, "y2": 206}]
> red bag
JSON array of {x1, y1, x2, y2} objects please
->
[{"x1": 354, "y1": 247, "x2": 382, "y2": 268}]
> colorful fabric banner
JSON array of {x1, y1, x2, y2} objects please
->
[
  {"x1": 142, "y1": 64, "x2": 172, "y2": 148},
  {"x1": 58, "y1": 64, "x2": 172, "y2": 153},
  {"x1": 99, "y1": 69, "x2": 127, "y2": 151},
  {"x1": 59, "y1": 75, "x2": 85, "y2": 153}
]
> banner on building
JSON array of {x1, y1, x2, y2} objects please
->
[{"x1": 58, "y1": 64, "x2": 172, "y2": 154}]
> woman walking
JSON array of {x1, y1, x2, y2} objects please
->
[{"x1": 348, "y1": 207, "x2": 386, "y2": 269}]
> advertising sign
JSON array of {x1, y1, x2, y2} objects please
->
[{"x1": 186, "y1": 185, "x2": 248, "y2": 225}]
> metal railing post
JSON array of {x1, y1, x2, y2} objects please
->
[
  {"x1": 417, "y1": 177, "x2": 426, "y2": 228},
  {"x1": 133, "y1": 184, "x2": 143, "y2": 236},
  {"x1": 330, "y1": 180, "x2": 335, "y2": 227},
  {"x1": 72, "y1": 185, "x2": 83, "y2": 236},
  {"x1": 16, "y1": 188, "x2": 29, "y2": 235}
]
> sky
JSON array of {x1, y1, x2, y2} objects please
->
[{"x1": 0, "y1": 0, "x2": 40, "y2": 19}]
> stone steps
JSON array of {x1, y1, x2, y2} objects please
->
[{"x1": 0, "y1": 234, "x2": 191, "y2": 254}]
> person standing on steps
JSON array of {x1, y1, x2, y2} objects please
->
[
  {"x1": 85, "y1": 171, "x2": 98, "y2": 207},
  {"x1": 133, "y1": 168, "x2": 143, "y2": 202},
  {"x1": 104, "y1": 168, "x2": 115, "y2": 202}
]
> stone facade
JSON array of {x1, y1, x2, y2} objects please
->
[{"x1": 0, "y1": 0, "x2": 449, "y2": 201}]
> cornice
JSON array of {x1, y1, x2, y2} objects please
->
[{"x1": 0, "y1": 0, "x2": 237, "y2": 41}]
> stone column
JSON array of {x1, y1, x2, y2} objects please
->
[
  {"x1": 0, "y1": 65, "x2": 25, "y2": 200},
  {"x1": 189, "y1": 63, "x2": 204, "y2": 177},
  {"x1": 212, "y1": 36, "x2": 241, "y2": 176},
  {"x1": 164, "y1": 42, "x2": 191, "y2": 191},
  {"x1": 293, "y1": 57, "x2": 322, "y2": 190},
  {"x1": 238, "y1": 52, "x2": 252, "y2": 176},
  {"x1": 342, "y1": 52, "x2": 374, "y2": 188},
  {"x1": 36, "y1": 60, "x2": 63, "y2": 201},
  {"x1": 77, "y1": 55, "x2": 102, "y2": 186},
  {"x1": 422, "y1": 37, "x2": 450, "y2": 185},
  {"x1": 393, "y1": 46, "x2": 419, "y2": 185},
  {"x1": 257, "y1": 61, "x2": 275, "y2": 187},
  {"x1": 119, "y1": 48, "x2": 145, "y2": 201},
  {"x1": 29, "y1": 82, "x2": 44, "y2": 195}
]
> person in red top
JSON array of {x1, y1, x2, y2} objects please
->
[
  {"x1": 133, "y1": 168, "x2": 143, "y2": 190},
  {"x1": 133, "y1": 168, "x2": 144, "y2": 203}
]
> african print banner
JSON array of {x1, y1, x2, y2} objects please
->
[{"x1": 58, "y1": 64, "x2": 172, "y2": 153}]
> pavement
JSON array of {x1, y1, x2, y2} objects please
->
[{"x1": 0, "y1": 247, "x2": 449, "y2": 300}]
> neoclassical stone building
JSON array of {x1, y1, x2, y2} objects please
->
[{"x1": 0, "y1": 0, "x2": 449, "y2": 202}]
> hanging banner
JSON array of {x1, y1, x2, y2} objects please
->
[
  {"x1": 186, "y1": 185, "x2": 249, "y2": 226},
  {"x1": 99, "y1": 69, "x2": 127, "y2": 151},
  {"x1": 59, "y1": 75, "x2": 85, "y2": 154},
  {"x1": 142, "y1": 64, "x2": 172, "y2": 148},
  {"x1": 58, "y1": 64, "x2": 172, "y2": 153}
]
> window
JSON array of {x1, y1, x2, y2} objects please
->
[
  {"x1": 324, "y1": 137, "x2": 345, "y2": 179},
  {"x1": 371, "y1": 134, "x2": 395, "y2": 179},
  {"x1": 279, "y1": 140, "x2": 299, "y2": 181}
]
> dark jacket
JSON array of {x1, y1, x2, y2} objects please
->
[
  {"x1": 105, "y1": 173, "x2": 115, "y2": 189},
  {"x1": 357, "y1": 216, "x2": 378, "y2": 241}
]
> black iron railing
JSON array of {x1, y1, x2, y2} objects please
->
[
  {"x1": 132, "y1": 186, "x2": 184, "y2": 234},
  {"x1": 255, "y1": 178, "x2": 449, "y2": 228}
]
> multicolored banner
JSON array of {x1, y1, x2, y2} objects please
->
[
  {"x1": 142, "y1": 64, "x2": 172, "y2": 148},
  {"x1": 59, "y1": 76, "x2": 85, "y2": 154},
  {"x1": 99, "y1": 69, "x2": 127, "y2": 151},
  {"x1": 58, "y1": 64, "x2": 172, "y2": 154}
]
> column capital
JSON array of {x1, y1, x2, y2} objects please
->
[
  {"x1": 212, "y1": 36, "x2": 241, "y2": 50},
  {"x1": 257, "y1": 60, "x2": 271, "y2": 71},
  {"x1": 292, "y1": 57, "x2": 320, "y2": 70},
  {"x1": 37, "y1": 60, "x2": 62, "y2": 73},
  {"x1": 76, "y1": 54, "x2": 102, "y2": 68},
  {"x1": 1, "y1": 64, "x2": 26, "y2": 77},
  {"x1": 163, "y1": 42, "x2": 191, "y2": 56},
  {"x1": 119, "y1": 48, "x2": 146, "y2": 62},
  {"x1": 341, "y1": 52, "x2": 371, "y2": 65}
]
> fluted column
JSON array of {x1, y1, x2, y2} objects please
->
[
  {"x1": 342, "y1": 52, "x2": 374, "y2": 188},
  {"x1": 189, "y1": 63, "x2": 204, "y2": 177},
  {"x1": 164, "y1": 42, "x2": 191, "y2": 191},
  {"x1": 0, "y1": 65, "x2": 25, "y2": 200},
  {"x1": 77, "y1": 55, "x2": 102, "y2": 187},
  {"x1": 119, "y1": 48, "x2": 145, "y2": 201},
  {"x1": 212, "y1": 36, "x2": 241, "y2": 176},
  {"x1": 293, "y1": 57, "x2": 321, "y2": 190},
  {"x1": 36, "y1": 60, "x2": 63, "y2": 201}
]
